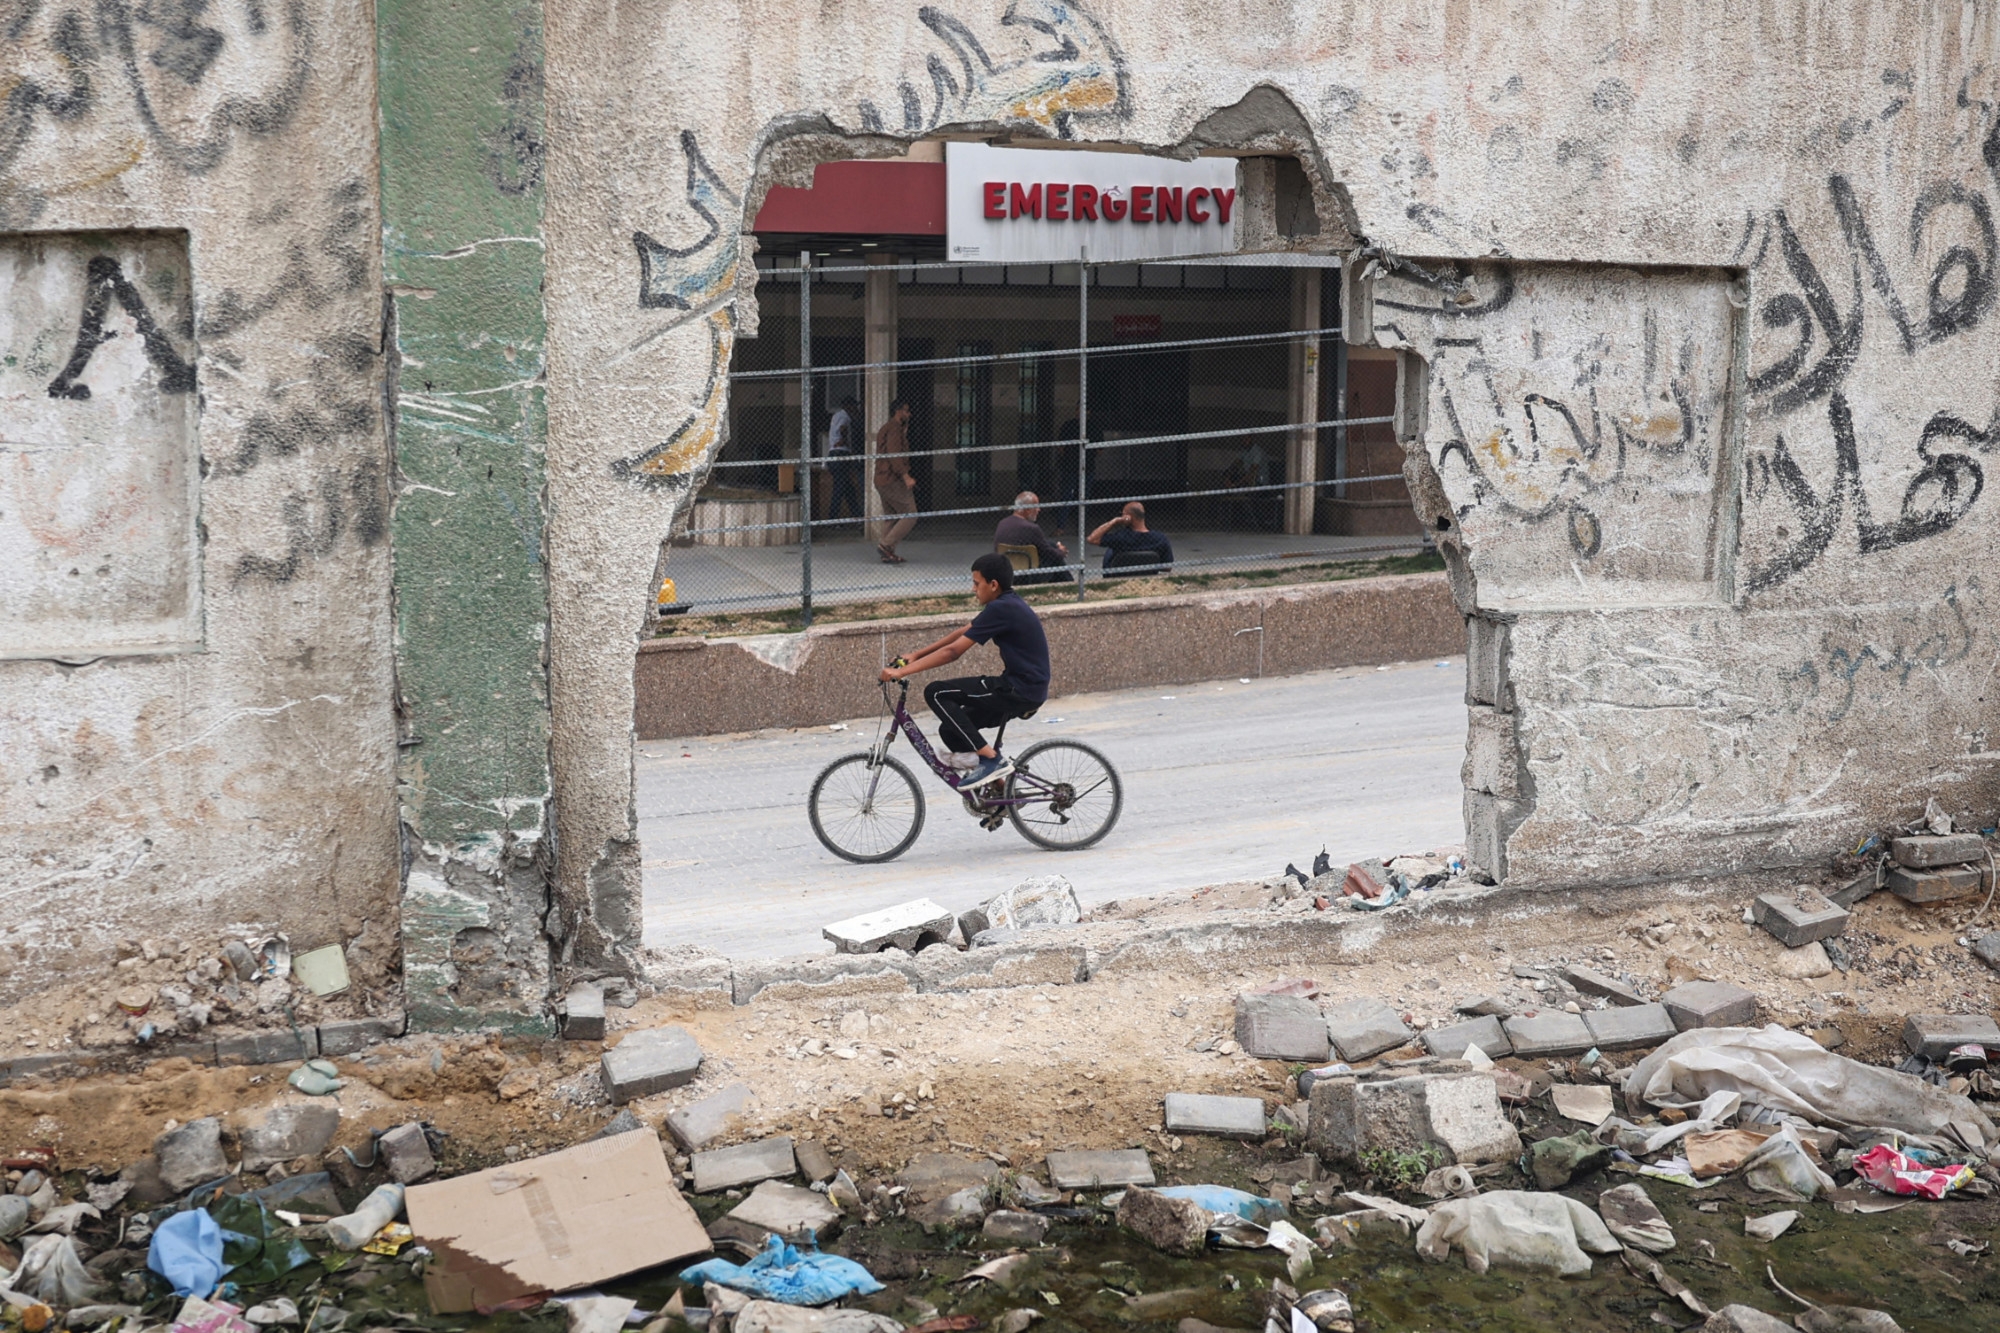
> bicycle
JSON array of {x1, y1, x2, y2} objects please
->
[{"x1": 807, "y1": 676, "x2": 1123, "y2": 863}]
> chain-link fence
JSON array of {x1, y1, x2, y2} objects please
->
[{"x1": 661, "y1": 254, "x2": 1427, "y2": 622}]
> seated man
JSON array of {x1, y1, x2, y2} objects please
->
[
  {"x1": 1088, "y1": 501, "x2": 1174, "y2": 575},
  {"x1": 879, "y1": 553, "x2": 1049, "y2": 789},
  {"x1": 993, "y1": 490, "x2": 1069, "y2": 584}
]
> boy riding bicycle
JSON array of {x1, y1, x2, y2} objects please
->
[{"x1": 879, "y1": 553, "x2": 1049, "y2": 790}]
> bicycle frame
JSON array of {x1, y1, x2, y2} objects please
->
[{"x1": 871, "y1": 681, "x2": 1057, "y2": 810}]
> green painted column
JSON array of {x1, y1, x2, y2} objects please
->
[{"x1": 379, "y1": 0, "x2": 555, "y2": 1032}]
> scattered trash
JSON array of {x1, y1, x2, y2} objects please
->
[
  {"x1": 958, "y1": 876, "x2": 1082, "y2": 940},
  {"x1": 1744, "y1": 1210, "x2": 1798, "y2": 1242},
  {"x1": 1851, "y1": 1144, "x2": 1975, "y2": 1199},
  {"x1": 681, "y1": 1236, "x2": 884, "y2": 1306},
  {"x1": 1150, "y1": 1185, "x2": 1287, "y2": 1226},
  {"x1": 147, "y1": 1209, "x2": 226, "y2": 1298},
  {"x1": 1289, "y1": 1288, "x2": 1353, "y2": 1333},
  {"x1": 1415, "y1": 1191, "x2": 1622, "y2": 1276},
  {"x1": 1550, "y1": 1084, "x2": 1615, "y2": 1127},
  {"x1": 1597, "y1": 1184, "x2": 1675, "y2": 1253},
  {"x1": 1523, "y1": 1130, "x2": 1612, "y2": 1190},
  {"x1": 287, "y1": 1060, "x2": 343, "y2": 1097},
  {"x1": 210, "y1": 1195, "x2": 315, "y2": 1287},
  {"x1": 243, "y1": 1298, "x2": 300, "y2": 1327},
  {"x1": 290, "y1": 945, "x2": 350, "y2": 997},
  {"x1": 1416, "y1": 1165, "x2": 1478, "y2": 1200},
  {"x1": 326, "y1": 1184, "x2": 406, "y2": 1251},
  {"x1": 1739, "y1": 1126, "x2": 1836, "y2": 1201},
  {"x1": 169, "y1": 1295, "x2": 259, "y2": 1333}
]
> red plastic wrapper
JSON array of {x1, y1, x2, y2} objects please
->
[{"x1": 1852, "y1": 1144, "x2": 1974, "y2": 1199}]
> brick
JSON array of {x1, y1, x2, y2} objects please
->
[
  {"x1": 1500, "y1": 1012, "x2": 1595, "y2": 1057},
  {"x1": 821, "y1": 899, "x2": 956, "y2": 954},
  {"x1": 899, "y1": 1153, "x2": 1000, "y2": 1201},
  {"x1": 1563, "y1": 965, "x2": 1645, "y2": 1006},
  {"x1": 1827, "y1": 873, "x2": 1879, "y2": 910},
  {"x1": 1307, "y1": 1071, "x2": 1520, "y2": 1166},
  {"x1": 1891, "y1": 833, "x2": 1986, "y2": 868},
  {"x1": 1046, "y1": 1148, "x2": 1155, "y2": 1190},
  {"x1": 793, "y1": 1139, "x2": 836, "y2": 1185},
  {"x1": 562, "y1": 982, "x2": 607, "y2": 1041},
  {"x1": 1902, "y1": 1014, "x2": 2000, "y2": 1060},
  {"x1": 1751, "y1": 889, "x2": 1849, "y2": 947},
  {"x1": 316, "y1": 1014, "x2": 406, "y2": 1057},
  {"x1": 1884, "y1": 863, "x2": 1985, "y2": 904},
  {"x1": 601, "y1": 1025, "x2": 702, "y2": 1104},
  {"x1": 1323, "y1": 997, "x2": 1414, "y2": 1061},
  {"x1": 691, "y1": 1136, "x2": 796, "y2": 1193},
  {"x1": 665, "y1": 1081, "x2": 759, "y2": 1152},
  {"x1": 1662, "y1": 981, "x2": 1759, "y2": 1031},
  {"x1": 1583, "y1": 1002, "x2": 1679, "y2": 1052},
  {"x1": 379, "y1": 1122, "x2": 436, "y2": 1183},
  {"x1": 215, "y1": 1028, "x2": 316, "y2": 1065},
  {"x1": 1233, "y1": 992, "x2": 1330, "y2": 1062},
  {"x1": 1163, "y1": 1092, "x2": 1266, "y2": 1138},
  {"x1": 1421, "y1": 1015, "x2": 1510, "y2": 1060},
  {"x1": 1973, "y1": 933, "x2": 2000, "y2": 973}
]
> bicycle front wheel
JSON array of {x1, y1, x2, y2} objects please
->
[
  {"x1": 1006, "y1": 739, "x2": 1123, "y2": 851},
  {"x1": 809, "y1": 753, "x2": 926, "y2": 863}
]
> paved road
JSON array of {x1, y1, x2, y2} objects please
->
[{"x1": 638, "y1": 659, "x2": 1468, "y2": 957}]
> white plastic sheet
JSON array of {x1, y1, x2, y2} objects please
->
[{"x1": 1414, "y1": 1191, "x2": 1622, "y2": 1277}]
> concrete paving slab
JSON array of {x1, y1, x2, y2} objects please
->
[
  {"x1": 1422, "y1": 1014, "x2": 1510, "y2": 1060},
  {"x1": 1563, "y1": 966, "x2": 1644, "y2": 1006},
  {"x1": 1234, "y1": 992, "x2": 1331, "y2": 1061},
  {"x1": 1903, "y1": 1013, "x2": 2000, "y2": 1059},
  {"x1": 1751, "y1": 889, "x2": 1848, "y2": 948},
  {"x1": 822, "y1": 899, "x2": 957, "y2": 954},
  {"x1": 1891, "y1": 833, "x2": 1986, "y2": 868},
  {"x1": 1163, "y1": 1092, "x2": 1266, "y2": 1138},
  {"x1": 1662, "y1": 981, "x2": 1759, "y2": 1031},
  {"x1": 1324, "y1": 997, "x2": 1414, "y2": 1061},
  {"x1": 692, "y1": 1136, "x2": 797, "y2": 1193},
  {"x1": 1046, "y1": 1148, "x2": 1156, "y2": 1190},
  {"x1": 1501, "y1": 1012, "x2": 1594, "y2": 1057},
  {"x1": 666, "y1": 1081, "x2": 760, "y2": 1151},
  {"x1": 601, "y1": 1025, "x2": 703, "y2": 1104},
  {"x1": 725, "y1": 1180, "x2": 841, "y2": 1240},
  {"x1": 1583, "y1": 1002, "x2": 1679, "y2": 1051}
]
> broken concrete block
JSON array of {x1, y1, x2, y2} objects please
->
[
  {"x1": 793, "y1": 1139, "x2": 836, "y2": 1185},
  {"x1": 1233, "y1": 992, "x2": 1331, "y2": 1062},
  {"x1": 821, "y1": 899, "x2": 956, "y2": 954},
  {"x1": 1973, "y1": 933, "x2": 2000, "y2": 973},
  {"x1": 725, "y1": 1180, "x2": 841, "y2": 1242},
  {"x1": 379, "y1": 1122, "x2": 436, "y2": 1184},
  {"x1": 1454, "y1": 996, "x2": 1511, "y2": 1017},
  {"x1": 1307, "y1": 1072, "x2": 1520, "y2": 1167},
  {"x1": 1115, "y1": 1186, "x2": 1208, "y2": 1255},
  {"x1": 1662, "y1": 981, "x2": 1759, "y2": 1031},
  {"x1": 1884, "y1": 863, "x2": 1985, "y2": 903},
  {"x1": 1163, "y1": 1093, "x2": 1267, "y2": 1139},
  {"x1": 591, "y1": 1109, "x2": 647, "y2": 1141},
  {"x1": 1582, "y1": 1002, "x2": 1679, "y2": 1052},
  {"x1": 1562, "y1": 966, "x2": 1644, "y2": 1006},
  {"x1": 156, "y1": 1117, "x2": 230, "y2": 1194},
  {"x1": 979, "y1": 876, "x2": 1083, "y2": 931},
  {"x1": 1827, "y1": 873, "x2": 1878, "y2": 910},
  {"x1": 1500, "y1": 1012, "x2": 1595, "y2": 1057},
  {"x1": 898, "y1": 1154, "x2": 1000, "y2": 1201},
  {"x1": 601, "y1": 1025, "x2": 702, "y2": 1104},
  {"x1": 316, "y1": 1014, "x2": 406, "y2": 1057},
  {"x1": 691, "y1": 1136, "x2": 797, "y2": 1193},
  {"x1": 1046, "y1": 1149, "x2": 1155, "y2": 1190},
  {"x1": 666, "y1": 1082, "x2": 760, "y2": 1152},
  {"x1": 1323, "y1": 997, "x2": 1414, "y2": 1061},
  {"x1": 1421, "y1": 1015, "x2": 1510, "y2": 1061},
  {"x1": 1891, "y1": 832, "x2": 1986, "y2": 868},
  {"x1": 1751, "y1": 889, "x2": 1849, "y2": 948},
  {"x1": 982, "y1": 1210, "x2": 1051, "y2": 1245},
  {"x1": 215, "y1": 1028, "x2": 317, "y2": 1066},
  {"x1": 240, "y1": 1103, "x2": 341, "y2": 1172},
  {"x1": 563, "y1": 983, "x2": 607, "y2": 1041},
  {"x1": 1903, "y1": 1013, "x2": 2000, "y2": 1060},
  {"x1": 909, "y1": 1185, "x2": 990, "y2": 1230}
]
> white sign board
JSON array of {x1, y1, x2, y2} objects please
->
[{"x1": 947, "y1": 142, "x2": 1239, "y2": 265}]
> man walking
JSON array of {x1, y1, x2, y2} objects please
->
[
  {"x1": 825, "y1": 395, "x2": 863, "y2": 524},
  {"x1": 874, "y1": 398, "x2": 917, "y2": 563}
]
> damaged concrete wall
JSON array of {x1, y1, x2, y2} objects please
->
[{"x1": 0, "y1": 3, "x2": 399, "y2": 1002}]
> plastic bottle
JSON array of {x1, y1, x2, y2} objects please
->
[{"x1": 326, "y1": 1182, "x2": 406, "y2": 1250}]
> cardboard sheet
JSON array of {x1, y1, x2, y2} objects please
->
[{"x1": 407, "y1": 1129, "x2": 710, "y2": 1313}]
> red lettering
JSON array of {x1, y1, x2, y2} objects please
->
[
  {"x1": 1187, "y1": 187, "x2": 1210, "y2": 222},
  {"x1": 1212, "y1": 188, "x2": 1236, "y2": 224},
  {"x1": 983, "y1": 182, "x2": 1007, "y2": 220},
  {"x1": 1010, "y1": 182, "x2": 1042, "y2": 220},
  {"x1": 1157, "y1": 186, "x2": 1183, "y2": 223},
  {"x1": 1073, "y1": 184, "x2": 1099, "y2": 221},
  {"x1": 1103, "y1": 193, "x2": 1128, "y2": 221},
  {"x1": 1047, "y1": 183, "x2": 1069, "y2": 221},
  {"x1": 1131, "y1": 185, "x2": 1153, "y2": 223}
]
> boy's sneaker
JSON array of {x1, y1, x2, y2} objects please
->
[
  {"x1": 944, "y1": 751, "x2": 981, "y2": 772},
  {"x1": 963, "y1": 753, "x2": 1014, "y2": 789}
]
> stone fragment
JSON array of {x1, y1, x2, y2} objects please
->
[
  {"x1": 982, "y1": 1210, "x2": 1051, "y2": 1245},
  {"x1": 1322, "y1": 998, "x2": 1413, "y2": 1061},
  {"x1": 240, "y1": 1104, "x2": 340, "y2": 1172},
  {"x1": 909, "y1": 1185, "x2": 990, "y2": 1230},
  {"x1": 1769, "y1": 941, "x2": 1833, "y2": 979},
  {"x1": 793, "y1": 1139, "x2": 836, "y2": 1185},
  {"x1": 1751, "y1": 889, "x2": 1849, "y2": 948},
  {"x1": 1583, "y1": 1002, "x2": 1678, "y2": 1052},
  {"x1": 1662, "y1": 981, "x2": 1759, "y2": 1031},
  {"x1": 223, "y1": 941, "x2": 260, "y2": 981},
  {"x1": 1115, "y1": 1187, "x2": 1208, "y2": 1256},
  {"x1": 1162, "y1": 1093, "x2": 1266, "y2": 1139},
  {"x1": 1046, "y1": 1149, "x2": 1155, "y2": 1190},
  {"x1": 156, "y1": 1117, "x2": 230, "y2": 1194},
  {"x1": 692, "y1": 1137, "x2": 796, "y2": 1193},
  {"x1": 1500, "y1": 1012, "x2": 1594, "y2": 1057},
  {"x1": 216, "y1": 1029, "x2": 317, "y2": 1065},
  {"x1": 1827, "y1": 874, "x2": 1878, "y2": 910},
  {"x1": 1233, "y1": 993, "x2": 1331, "y2": 1062},
  {"x1": 1698, "y1": 1307, "x2": 1795, "y2": 1333},
  {"x1": 118, "y1": 1156, "x2": 172, "y2": 1206},
  {"x1": 1903, "y1": 1013, "x2": 2000, "y2": 1060},
  {"x1": 1421, "y1": 1015, "x2": 1510, "y2": 1061},
  {"x1": 563, "y1": 983, "x2": 607, "y2": 1041},
  {"x1": 601, "y1": 1025, "x2": 702, "y2": 1104},
  {"x1": 1524, "y1": 1130, "x2": 1612, "y2": 1190},
  {"x1": 822, "y1": 899, "x2": 956, "y2": 954},
  {"x1": 1307, "y1": 1071, "x2": 1520, "y2": 1166},
  {"x1": 1891, "y1": 833, "x2": 1986, "y2": 868},
  {"x1": 1562, "y1": 966, "x2": 1643, "y2": 1006},
  {"x1": 1884, "y1": 863, "x2": 1984, "y2": 903},
  {"x1": 666, "y1": 1082, "x2": 760, "y2": 1152},
  {"x1": 898, "y1": 1153, "x2": 1001, "y2": 1201},
  {"x1": 378, "y1": 1122, "x2": 436, "y2": 1184},
  {"x1": 591, "y1": 1109, "x2": 647, "y2": 1141},
  {"x1": 1597, "y1": 1183, "x2": 1674, "y2": 1253},
  {"x1": 1454, "y1": 995, "x2": 1511, "y2": 1017},
  {"x1": 725, "y1": 1180, "x2": 842, "y2": 1242},
  {"x1": 979, "y1": 876, "x2": 1083, "y2": 932},
  {"x1": 1974, "y1": 933, "x2": 2000, "y2": 973},
  {"x1": 316, "y1": 1014, "x2": 407, "y2": 1057}
]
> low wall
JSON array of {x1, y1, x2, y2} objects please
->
[{"x1": 635, "y1": 572, "x2": 1463, "y2": 740}]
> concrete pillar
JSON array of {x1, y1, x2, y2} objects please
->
[
  {"x1": 1284, "y1": 268, "x2": 1321, "y2": 536},
  {"x1": 864, "y1": 256, "x2": 898, "y2": 542}
]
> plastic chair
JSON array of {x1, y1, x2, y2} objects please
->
[{"x1": 996, "y1": 543, "x2": 1041, "y2": 572}]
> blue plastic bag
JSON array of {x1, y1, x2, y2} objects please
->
[
  {"x1": 679, "y1": 1234, "x2": 883, "y2": 1304},
  {"x1": 1152, "y1": 1185, "x2": 1287, "y2": 1226},
  {"x1": 148, "y1": 1208, "x2": 226, "y2": 1298}
]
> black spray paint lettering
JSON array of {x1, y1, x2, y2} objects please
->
[
  {"x1": 234, "y1": 455, "x2": 387, "y2": 584},
  {"x1": 1787, "y1": 583, "x2": 1976, "y2": 724},
  {"x1": 46, "y1": 255, "x2": 197, "y2": 399}
]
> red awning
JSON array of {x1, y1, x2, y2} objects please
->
[{"x1": 752, "y1": 160, "x2": 946, "y2": 236}]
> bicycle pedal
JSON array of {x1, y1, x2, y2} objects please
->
[{"x1": 980, "y1": 812, "x2": 1007, "y2": 831}]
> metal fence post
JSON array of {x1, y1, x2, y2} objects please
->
[
  {"x1": 1075, "y1": 246, "x2": 1088, "y2": 601},
  {"x1": 799, "y1": 250, "x2": 814, "y2": 627}
]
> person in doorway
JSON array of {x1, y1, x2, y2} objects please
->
[
  {"x1": 993, "y1": 490, "x2": 1068, "y2": 584},
  {"x1": 878, "y1": 553, "x2": 1049, "y2": 790},
  {"x1": 825, "y1": 395, "x2": 863, "y2": 524},
  {"x1": 873, "y1": 398, "x2": 917, "y2": 563},
  {"x1": 1089, "y1": 501, "x2": 1174, "y2": 575}
]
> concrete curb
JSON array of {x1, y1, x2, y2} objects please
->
[{"x1": 0, "y1": 1013, "x2": 408, "y2": 1088}]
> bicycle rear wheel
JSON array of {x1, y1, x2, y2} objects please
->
[
  {"x1": 1006, "y1": 739, "x2": 1123, "y2": 851},
  {"x1": 809, "y1": 753, "x2": 926, "y2": 863}
]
